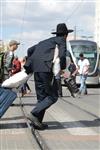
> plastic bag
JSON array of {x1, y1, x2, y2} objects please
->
[{"x1": 2, "y1": 70, "x2": 31, "y2": 88}]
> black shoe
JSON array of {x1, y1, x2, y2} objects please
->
[
  {"x1": 84, "y1": 91, "x2": 88, "y2": 95},
  {"x1": 32, "y1": 123, "x2": 48, "y2": 130},
  {"x1": 42, "y1": 123, "x2": 48, "y2": 129},
  {"x1": 27, "y1": 113, "x2": 42, "y2": 128}
]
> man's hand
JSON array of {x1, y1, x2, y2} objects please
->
[{"x1": 60, "y1": 70, "x2": 65, "y2": 75}]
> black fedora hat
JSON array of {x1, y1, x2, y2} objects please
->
[{"x1": 51, "y1": 23, "x2": 73, "y2": 35}]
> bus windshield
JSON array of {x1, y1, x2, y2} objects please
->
[{"x1": 71, "y1": 44, "x2": 97, "y2": 73}]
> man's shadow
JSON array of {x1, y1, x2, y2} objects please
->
[
  {"x1": 44, "y1": 118, "x2": 100, "y2": 130},
  {"x1": 0, "y1": 117, "x2": 100, "y2": 130}
]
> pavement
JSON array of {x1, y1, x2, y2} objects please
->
[{"x1": 0, "y1": 77, "x2": 100, "y2": 150}]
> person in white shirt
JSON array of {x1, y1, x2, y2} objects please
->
[{"x1": 78, "y1": 53, "x2": 90, "y2": 95}]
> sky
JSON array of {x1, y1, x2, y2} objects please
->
[{"x1": 0, "y1": 0, "x2": 97, "y2": 57}]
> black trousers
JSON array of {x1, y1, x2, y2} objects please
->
[{"x1": 31, "y1": 72, "x2": 58, "y2": 122}]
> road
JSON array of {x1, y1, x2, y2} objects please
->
[
  {"x1": 0, "y1": 79, "x2": 100, "y2": 150},
  {"x1": 23, "y1": 80, "x2": 100, "y2": 150}
]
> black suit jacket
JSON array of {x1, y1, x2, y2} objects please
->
[{"x1": 25, "y1": 36, "x2": 66, "y2": 73}]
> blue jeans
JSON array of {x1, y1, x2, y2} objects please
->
[{"x1": 79, "y1": 74, "x2": 87, "y2": 94}]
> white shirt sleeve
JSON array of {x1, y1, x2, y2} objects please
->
[
  {"x1": 85, "y1": 59, "x2": 90, "y2": 66},
  {"x1": 78, "y1": 60, "x2": 80, "y2": 66}
]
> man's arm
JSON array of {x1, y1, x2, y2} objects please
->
[
  {"x1": 55, "y1": 37, "x2": 66, "y2": 70},
  {"x1": 24, "y1": 45, "x2": 36, "y2": 74}
]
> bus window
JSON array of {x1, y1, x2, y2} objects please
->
[
  {"x1": 71, "y1": 44, "x2": 97, "y2": 73},
  {"x1": 69, "y1": 40, "x2": 99, "y2": 85}
]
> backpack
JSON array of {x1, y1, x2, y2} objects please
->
[{"x1": 0, "y1": 52, "x2": 5, "y2": 83}]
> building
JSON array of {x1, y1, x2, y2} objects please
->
[
  {"x1": 94, "y1": 0, "x2": 100, "y2": 48},
  {"x1": 0, "y1": 40, "x2": 4, "y2": 52}
]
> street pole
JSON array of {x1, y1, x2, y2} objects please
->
[
  {"x1": 81, "y1": 36, "x2": 93, "y2": 40},
  {"x1": 74, "y1": 26, "x2": 76, "y2": 40}
]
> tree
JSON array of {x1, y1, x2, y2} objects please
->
[{"x1": 0, "y1": 40, "x2": 7, "y2": 52}]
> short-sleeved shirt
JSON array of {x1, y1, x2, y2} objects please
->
[{"x1": 78, "y1": 58, "x2": 90, "y2": 75}]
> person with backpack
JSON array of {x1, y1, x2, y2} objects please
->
[{"x1": 3, "y1": 40, "x2": 20, "y2": 81}]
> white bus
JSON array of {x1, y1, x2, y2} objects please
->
[{"x1": 67, "y1": 40, "x2": 100, "y2": 85}]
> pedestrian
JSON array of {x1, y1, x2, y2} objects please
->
[
  {"x1": 11, "y1": 56, "x2": 21, "y2": 75},
  {"x1": 78, "y1": 53, "x2": 90, "y2": 95},
  {"x1": 4, "y1": 40, "x2": 20, "y2": 80},
  {"x1": 25, "y1": 23, "x2": 73, "y2": 130},
  {"x1": 68, "y1": 58, "x2": 78, "y2": 80}
]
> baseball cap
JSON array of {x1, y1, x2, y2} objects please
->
[{"x1": 9, "y1": 40, "x2": 20, "y2": 46}]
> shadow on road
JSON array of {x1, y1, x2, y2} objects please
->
[
  {"x1": 45, "y1": 118, "x2": 100, "y2": 130},
  {"x1": 0, "y1": 118, "x2": 100, "y2": 130}
]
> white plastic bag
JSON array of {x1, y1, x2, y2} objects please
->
[
  {"x1": 53, "y1": 57, "x2": 60, "y2": 76},
  {"x1": 53, "y1": 45, "x2": 60, "y2": 76},
  {"x1": 2, "y1": 70, "x2": 31, "y2": 88}
]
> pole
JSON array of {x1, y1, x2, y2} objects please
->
[{"x1": 74, "y1": 26, "x2": 76, "y2": 40}]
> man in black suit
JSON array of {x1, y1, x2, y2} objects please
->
[{"x1": 26, "y1": 23, "x2": 73, "y2": 129}]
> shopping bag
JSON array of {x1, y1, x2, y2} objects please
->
[{"x1": 2, "y1": 70, "x2": 31, "y2": 88}]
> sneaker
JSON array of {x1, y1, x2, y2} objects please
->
[{"x1": 27, "y1": 113, "x2": 42, "y2": 128}]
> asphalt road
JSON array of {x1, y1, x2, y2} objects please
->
[
  {"x1": 24, "y1": 80, "x2": 100, "y2": 150},
  {"x1": 0, "y1": 79, "x2": 100, "y2": 150}
]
